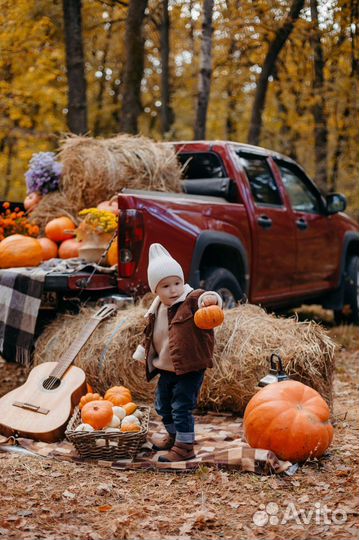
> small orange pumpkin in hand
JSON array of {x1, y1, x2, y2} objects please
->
[
  {"x1": 81, "y1": 400, "x2": 113, "y2": 430},
  {"x1": 79, "y1": 392, "x2": 103, "y2": 410},
  {"x1": 194, "y1": 305, "x2": 224, "y2": 330}
]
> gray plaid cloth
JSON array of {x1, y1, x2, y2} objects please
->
[{"x1": 0, "y1": 267, "x2": 46, "y2": 364}]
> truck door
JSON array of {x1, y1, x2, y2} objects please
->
[
  {"x1": 273, "y1": 159, "x2": 340, "y2": 293},
  {"x1": 236, "y1": 152, "x2": 296, "y2": 302}
]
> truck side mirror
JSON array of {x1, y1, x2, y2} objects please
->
[{"x1": 326, "y1": 193, "x2": 347, "y2": 215}]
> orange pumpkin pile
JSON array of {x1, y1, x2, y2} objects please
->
[
  {"x1": 38, "y1": 216, "x2": 79, "y2": 260},
  {"x1": 77, "y1": 386, "x2": 143, "y2": 433},
  {"x1": 243, "y1": 380, "x2": 334, "y2": 463}
]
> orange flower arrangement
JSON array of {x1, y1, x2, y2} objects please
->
[{"x1": 0, "y1": 202, "x2": 39, "y2": 242}]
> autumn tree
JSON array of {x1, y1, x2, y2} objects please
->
[
  {"x1": 310, "y1": 0, "x2": 328, "y2": 192},
  {"x1": 63, "y1": 0, "x2": 88, "y2": 134},
  {"x1": 194, "y1": 0, "x2": 214, "y2": 139},
  {"x1": 119, "y1": 0, "x2": 148, "y2": 134},
  {"x1": 247, "y1": 0, "x2": 305, "y2": 146}
]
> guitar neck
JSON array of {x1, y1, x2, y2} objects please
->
[{"x1": 50, "y1": 319, "x2": 101, "y2": 379}]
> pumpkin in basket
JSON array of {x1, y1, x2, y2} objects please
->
[
  {"x1": 194, "y1": 305, "x2": 224, "y2": 330},
  {"x1": 79, "y1": 392, "x2": 103, "y2": 410},
  {"x1": 243, "y1": 380, "x2": 334, "y2": 463},
  {"x1": 123, "y1": 402, "x2": 137, "y2": 415},
  {"x1": 121, "y1": 423, "x2": 141, "y2": 433},
  {"x1": 105, "y1": 386, "x2": 132, "y2": 406},
  {"x1": 81, "y1": 400, "x2": 113, "y2": 430}
]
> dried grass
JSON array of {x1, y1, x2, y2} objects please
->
[
  {"x1": 29, "y1": 134, "x2": 182, "y2": 230},
  {"x1": 59, "y1": 133, "x2": 182, "y2": 210},
  {"x1": 34, "y1": 303, "x2": 335, "y2": 413},
  {"x1": 29, "y1": 191, "x2": 79, "y2": 233}
]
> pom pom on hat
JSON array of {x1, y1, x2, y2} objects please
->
[{"x1": 147, "y1": 243, "x2": 184, "y2": 293}]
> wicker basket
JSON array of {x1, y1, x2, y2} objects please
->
[{"x1": 65, "y1": 406, "x2": 150, "y2": 460}]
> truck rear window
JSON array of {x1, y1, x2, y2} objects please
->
[{"x1": 177, "y1": 152, "x2": 226, "y2": 179}]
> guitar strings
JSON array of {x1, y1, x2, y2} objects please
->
[{"x1": 42, "y1": 309, "x2": 115, "y2": 390}]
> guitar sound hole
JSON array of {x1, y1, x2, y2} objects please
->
[{"x1": 43, "y1": 377, "x2": 61, "y2": 390}]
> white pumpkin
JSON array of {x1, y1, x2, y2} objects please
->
[
  {"x1": 112, "y1": 406, "x2": 126, "y2": 420},
  {"x1": 107, "y1": 414, "x2": 121, "y2": 428},
  {"x1": 121, "y1": 414, "x2": 140, "y2": 427},
  {"x1": 75, "y1": 423, "x2": 94, "y2": 432},
  {"x1": 133, "y1": 409, "x2": 143, "y2": 420},
  {"x1": 105, "y1": 427, "x2": 121, "y2": 433}
]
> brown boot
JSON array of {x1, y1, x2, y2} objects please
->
[
  {"x1": 158, "y1": 441, "x2": 195, "y2": 462},
  {"x1": 151, "y1": 432, "x2": 176, "y2": 451}
]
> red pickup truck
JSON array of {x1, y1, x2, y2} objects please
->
[{"x1": 43, "y1": 141, "x2": 359, "y2": 324}]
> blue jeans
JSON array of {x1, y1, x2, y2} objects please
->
[{"x1": 155, "y1": 369, "x2": 205, "y2": 443}]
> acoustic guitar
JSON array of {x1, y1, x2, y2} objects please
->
[{"x1": 0, "y1": 305, "x2": 116, "y2": 443}]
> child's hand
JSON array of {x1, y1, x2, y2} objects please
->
[{"x1": 201, "y1": 294, "x2": 218, "y2": 307}]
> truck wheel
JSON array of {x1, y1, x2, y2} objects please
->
[
  {"x1": 334, "y1": 255, "x2": 359, "y2": 325},
  {"x1": 202, "y1": 267, "x2": 244, "y2": 309}
]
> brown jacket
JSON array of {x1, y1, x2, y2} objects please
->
[{"x1": 143, "y1": 289, "x2": 215, "y2": 381}]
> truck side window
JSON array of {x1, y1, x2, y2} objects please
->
[
  {"x1": 177, "y1": 152, "x2": 226, "y2": 179},
  {"x1": 238, "y1": 155, "x2": 282, "y2": 206},
  {"x1": 276, "y1": 161, "x2": 322, "y2": 214}
]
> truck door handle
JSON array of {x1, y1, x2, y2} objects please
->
[
  {"x1": 296, "y1": 218, "x2": 308, "y2": 230},
  {"x1": 257, "y1": 215, "x2": 272, "y2": 229}
]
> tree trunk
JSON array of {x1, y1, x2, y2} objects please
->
[
  {"x1": 160, "y1": 0, "x2": 174, "y2": 136},
  {"x1": 94, "y1": 7, "x2": 114, "y2": 136},
  {"x1": 62, "y1": 0, "x2": 88, "y2": 134},
  {"x1": 247, "y1": 0, "x2": 304, "y2": 146},
  {"x1": 194, "y1": 0, "x2": 214, "y2": 140},
  {"x1": 119, "y1": 0, "x2": 148, "y2": 134},
  {"x1": 310, "y1": 0, "x2": 328, "y2": 192}
]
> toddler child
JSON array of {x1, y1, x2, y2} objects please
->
[{"x1": 133, "y1": 243, "x2": 222, "y2": 462}]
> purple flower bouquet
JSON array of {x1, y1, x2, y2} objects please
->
[{"x1": 25, "y1": 152, "x2": 63, "y2": 195}]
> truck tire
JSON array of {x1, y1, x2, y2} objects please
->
[
  {"x1": 202, "y1": 267, "x2": 244, "y2": 309},
  {"x1": 334, "y1": 255, "x2": 359, "y2": 325}
]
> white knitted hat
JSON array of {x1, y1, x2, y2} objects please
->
[{"x1": 147, "y1": 243, "x2": 184, "y2": 293}]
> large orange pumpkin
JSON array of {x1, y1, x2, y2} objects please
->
[
  {"x1": 243, "y1": 380, "x2": 334, "y2": 463},
  {"x1": 38, "y1": 237, "x2": 58, "y2": 260},
  {"x1": 0, "y1": 235, "x2": 43, "y2": 268},
  {"x1": 107, "y1": 239, "x2": 118, "y2": 266},
  {"x1": 194, "y1": 305, "x2": 224, "y2": 330},
  {"x1": 58, "y1": 238, "x2": 80, "y2": 259},
  {"x1": 45, "y1": 216, "x2": 76, "y2": 243},
  {"x1": 81, "y1": 400, "x2": 113, "y2": 430}
]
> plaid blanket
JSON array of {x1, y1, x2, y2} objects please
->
[
  {"x1": 0, "y1": 415, "x2": 295, "y2": 475},
  {"x1": 0, "y1": 267, "x2": 46, "y2": 364}
]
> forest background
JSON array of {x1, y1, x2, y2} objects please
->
[{"x1": 0, "y1": 0, "x2": 358, "y2": 217}]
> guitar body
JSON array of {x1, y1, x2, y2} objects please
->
[{"x1": 0, "y1": 362, "x2": 87, "y2": 443}]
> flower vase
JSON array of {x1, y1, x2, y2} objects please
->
[{"x1": 78, "y1": 230, "x2": 113, "y2": 264}]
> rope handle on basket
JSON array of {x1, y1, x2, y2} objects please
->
[{"x1": 98, "y1": 317, "x2": 128, "y2": 371}]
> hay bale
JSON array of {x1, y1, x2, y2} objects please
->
[
  {"x1": 29, "y1": 191, "x2": 79, "y2": 233},
  {"x1": 59, "y1": 133, "x2": 182, "y2": 211},
  {"x1": 34, "y1": 303, "x2": 335, "y2": 413},
  {"x1": 30, "y1": 134, "x2": 183, "y2": 230}
]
